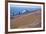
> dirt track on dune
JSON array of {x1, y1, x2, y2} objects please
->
[{"x1": 10, "y1": 10, "x2": 41, "y2": 29}]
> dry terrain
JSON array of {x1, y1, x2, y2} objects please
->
[{"x1": 10, "y1": 9, "x2": 41, "y2": 29}]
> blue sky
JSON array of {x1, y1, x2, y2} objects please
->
[{"x1": 10, "y1": 4, "x2": 41, "y2": 16}]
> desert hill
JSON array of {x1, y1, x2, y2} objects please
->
[{"x1": 10, "y1": 9, "x2": 41, "y2": 29}]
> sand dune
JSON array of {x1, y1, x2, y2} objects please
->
[{"x1": 10, "y1": 9, "x2": 41, "y2": 29}]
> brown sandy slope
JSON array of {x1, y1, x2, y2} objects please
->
[{"x1": 10, "y1": 9, "x2": 41, "y2": 29}]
